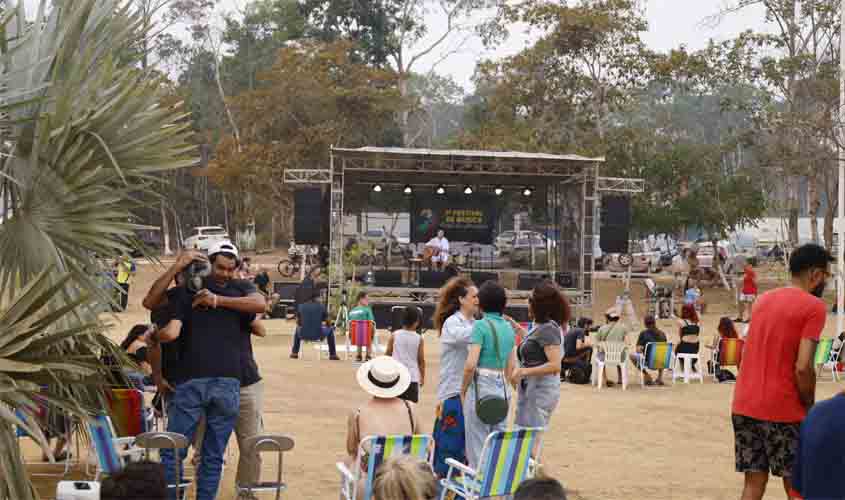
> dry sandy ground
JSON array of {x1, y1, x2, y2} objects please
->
[{"x1": 26, "y1": 256, "x2": 845, "y2": 500}]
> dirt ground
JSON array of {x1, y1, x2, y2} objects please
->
[{"x1": 26, "y1": 254, "x2": 844, "y2": 500}]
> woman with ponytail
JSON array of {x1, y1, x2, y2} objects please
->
[{"x1": 431, "y1": 277, "x2": 478, "y2": 477}]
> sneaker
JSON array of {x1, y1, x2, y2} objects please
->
[
  {"x1": 329, "y1": 355, "x2": 341, "y2": 361},
  {"x1": 289, "y1": 353, "x2": 299, "y2": 359}
]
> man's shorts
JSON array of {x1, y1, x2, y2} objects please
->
[
  {"x1": 739, "y1": 293, "x2": 756, "y2": 303},
  {"x1": 732, "y1": 414, "x2": 800, "y2": 477}
]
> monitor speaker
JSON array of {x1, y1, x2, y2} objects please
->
[
  {"x1": 555, "y1": 272, "x2": 575, "y2": 288},
  {"x1": 470, "y1": 272, "x2": 498, "y2": 288},
  {"x1": 374, "y1": 270, "x2": 403, "y2": 287},
  {"x1": 600, "y1": 196, "x2": 631, "y2": 254},
  {"x1": 420, "y1": 271, "x2": 449, "y2": 289},
  {"x1": 294, "y1": 188, "x2": 327, "y2": 245}
]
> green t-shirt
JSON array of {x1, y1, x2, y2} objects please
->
[
  {"x1": 470, "y1": 313, "x2": 516, "y2": 369},
  {"x1": 595, "y1": 321, "x2": 627, "y2": 342},
  {"x1": 348, "y1": 305, "x2": 375, "y2": 323}
]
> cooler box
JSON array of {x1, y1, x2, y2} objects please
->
[{"x1": 57, "y1": 481, "x2": 100, "y2": 500}]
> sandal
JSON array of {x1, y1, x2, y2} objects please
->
[
  {"x1": 644, "y1": 380, "x2": 655, "y2": 386},
  {"x1": 656, "y1": 380, "x2": 666, "y2": 386},
  {"x1": 605, "y1": 381, "x2": 615, "y2": 387}
]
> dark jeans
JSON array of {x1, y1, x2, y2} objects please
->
[
  {"x1": 160, "y1": 377, "x2": 240, "y2": 500},
  {"x1": 292, "y1": 326, "x2": 337, "y2": 357},
  {"x1": 117, "y1": 283, "x2": 130, "y2": 311},
  {"x1": 563, "y1": 346, "x2": 593, "y2": 367}
]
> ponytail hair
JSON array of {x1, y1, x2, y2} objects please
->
[
  {"x1": 434, "y1": 277, "x2": 473, "y2": 335},
  {"x1": 121, "y1": 324, "x2": 149, "y2": 351}
]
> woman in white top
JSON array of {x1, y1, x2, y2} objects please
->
[
  {"x1": 431, "y1": 277, "x2": 478, "y2": 477},
  {"x1": 386, "y1": 307, "x2": 425, "y2": 403}
]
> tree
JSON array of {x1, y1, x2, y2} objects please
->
[{"x1": 0, "y1": 0, "x2": 195, "y2": 497}]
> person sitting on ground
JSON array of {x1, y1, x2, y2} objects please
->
[
  {"x1": 291, "y1": 291, "x2": 339, "y2": 360},
  {"x1": 629, "y1": 315, "x2": 667, "y2": 386},
  {"x1": 100, "y1": 460, "x2": 167, "y2": 500},
  {"x1": 594, "y1": 307, "x2": 627, "y2": 387},
  {"x1": 348, "y1": 291, "x2": 377, "y2": 362},
  {"x1": 346, "y1": 357, "x2": 419, "y2": 468},
  {"x1": 514, "y1": 477, "x2": 568, "y2": 500},
  {"x1": 386, "y1": 307, "x2": 425, "y2": 403},
  {"x1": 372, "y1": 455, "x2": 438, "y2": 500},
  {"x1": 674, "y1": 304, "x2": 702, "y2": 372}
]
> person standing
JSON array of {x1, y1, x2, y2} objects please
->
[
  {"x1": 386, "y1": 307, "x2": 425, "y2": 403},
  {"x1": 348, "y1": 291, "x2": 376, "y2": 362},
  {"x1": 461, "y1": 281, "x2": 516, "y2": 469},
  {"x1": 151, "y1": 242, "x2": 266, "y2": 500},
  {"x1": 425, "y1": 229, "x2": 450, "y2": 271},
  {"x1": 731, "y1": 243, "x2": 832, "y2": 500},
  {"x1": 792, "y1": 391, "x2": 845, "y2": 500},
  {"x1": 432, "y1": 277, "x2": 477, "y2": 478},
  {"x1": 507, "y1": 281, "x2": 567, "y2": 431},
  {"x1": 115, "y1": 254, "x2": 136, "y2": 311},
  {"x1": 738, "y1": 263, "x2": 758, "y2": 323}
]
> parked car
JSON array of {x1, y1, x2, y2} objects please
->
[
  {"x1": 184, "y1": 226, "x2": 230, "y2": 251},
  {"x1": 494, "y1": 230, "x2": 517, "y2": 255},
  {"x1": 496, "y1": 230, "x2": 545, "y2": 256},
  {"x1": 695, "y1": 241, "x2": 739, "y2": 274},
  {"x1": 602, "y1": 241, "x2": 662, "y2": 273}
]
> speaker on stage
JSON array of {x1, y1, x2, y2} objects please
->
[
  {"x1": 273, "y1": 282, "x2": 299, "y2": 302},
  {"x1": 555, "y1": 272, "x2": 575, "y2": 288},
  {"x1": 294, "y1": 188, "x2": 328, "y2": 245},
  {"x1": 374, "y1": 270, "x2": 403, "y2": 287},
  {"x1": 420, "y1": 271, "x2": 449, "y2": 289},
  {"x1": 600, "y1": 195, "x2": 631, "y2": 254},
  {"x1": 517, "y1": 273, "x2": 547, "y2": 291},
  {"x1": 471, "y1": 272, "x2": 498, "y2": 288}
]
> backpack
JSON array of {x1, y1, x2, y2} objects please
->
[{"x1": 565, "y1": 361, "x2": 592, "y2": 385}]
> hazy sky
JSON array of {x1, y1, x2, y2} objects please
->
[{"x1": 411, "y1": 0, "x2": 771, "y2": 90}]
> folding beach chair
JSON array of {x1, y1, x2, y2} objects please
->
[
  {"x1": 814, "y1": 337, "x2": 839, "y2": 381},
  {"x1": 439, "y1": 428, "x2": 544, "y2": 500},
  {"x1": 337, "y1": 434, "x2": 432, "y2": 500},
  {"x1": 638, "y1": 342, "x2": 674, "y2": 387},
  {"x1": 346, "y1": 319, "x2": 377, "y2": 360},
  {"x1": 15, "y1": 394, "x2": 80, "y2": 477},
  {"x1": 87, "y1": 414, "x2": 143, "y2": 480},
  {"x1": 107, "y1": 388, "x2": 147, "y2": 438},
  {"x1": 712, "y1": 337, "x2": 744, "y2": 383}
]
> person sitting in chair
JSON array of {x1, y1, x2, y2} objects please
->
[
  {"x1": 425, "y1": 230, "x2": 450, "y2": 271},
  {"x1": 594, "y1": 307, "x2": 628, "y2": 387},
  {"x1": 290, "y1": 291, "x2": 339, "y2": 360},
  {"x1": 629, "y1": 315, "x2": 667, "y2": 386},
  {"x1": 561, "y1": 317, "x2": 593, "y2": 382}
]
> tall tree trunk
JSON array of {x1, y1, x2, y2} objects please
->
[
  {"x1": 787, "y1": 177, "x2": 800, "y2": 247},
  {"x1": 398, "y1": 74, "x2": 411, "y2": 146},
  {"x1": 160, "y1": 199, "x2": 172, "y2": 255},
  {"x1": 809, "y1": 171, "x2": 820, "y2": 244}
]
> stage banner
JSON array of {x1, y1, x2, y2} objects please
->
[{"x1": 411, "y1": 194, "x2": 497, "y2": 244}]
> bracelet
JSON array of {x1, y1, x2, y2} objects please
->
[{"x1": 213, "y1": 294, "x2": 218, "y2": 309}]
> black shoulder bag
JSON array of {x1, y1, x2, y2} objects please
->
[{"x1": 474, "y1": 319, "x2": 510, "y2": 425}]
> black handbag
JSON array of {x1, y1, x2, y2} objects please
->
[{"x1": 474, "y1": 319, "x2": 509, "y2": 425}]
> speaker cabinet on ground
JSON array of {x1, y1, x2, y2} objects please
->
[
  {"x1": 374, "y1": 270, "x2": 403, "y2": 287},
  {"x1": 420, "y1": 271, "x2": 449, "y2": 289},
  {"x1": 600, "y1": 195, "x2": 631, "y2": 254},
  {"x1": 517, "y1": 273, "x2": 547, "y2": 291},
  {"x1": 272, "y1": 282, "x2": 299, "y2": 301},
  {"x1": 470, "y1": 272, "x2": 498, "y2": 288},
  {"x1": 555, "y1": 272, "x2": 575, "y2": 288},
  {"x1": 294, "y1": 188, "x2": 327, "y2": 245}
]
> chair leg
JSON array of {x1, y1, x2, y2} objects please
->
[
  {"x1": 621, "y1": 364, "x2": 627, "y2": 391},
  {"x1": 596, "y1": 362, "x2": 604, "y2": 390}
]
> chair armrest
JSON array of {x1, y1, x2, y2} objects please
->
[
  {"x1": 336, "y1": 461, "x2": 354, "y2": 481},
  {"x1": 444, "y1": 458, "x2": 475, "y2": 477},
  {"x1": 113, "y1": 437, "x2": 136, "y2": 447}
]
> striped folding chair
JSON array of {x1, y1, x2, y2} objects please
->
[
  {"x1": 814, "y1": 337, "x2": 838, "y2": 381},
  {"x1": 336, "y1": 434, "x2": 432, "y2": 500},
  {"x1": 87, "y1": 414, "x2": 143, "y2": 480},
  {"x1": 712, "y1": 338, "x2": 745, "y2": 382},
  {"x1": 439, "y1": 428, "x2": 544, "y2": 500},
  {"x1": 639, "y1": 342, "x2": 674, "y2": 387},
  {"x1": 346, "y1": 319, "x2": 377, "y2": 360},
  {"x1": 107, "y1": 388, "x2": 146, "y2": 438},
  {"x1": 516, "y1": 322, "x2": 533, "y2": 346}
]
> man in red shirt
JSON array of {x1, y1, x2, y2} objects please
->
[
  {"x1": 738, "y1": 263, "x2": 758, "y2": 322},
  {"x1": 732, "y1": 244, "x2": 832, "y2": 500}
]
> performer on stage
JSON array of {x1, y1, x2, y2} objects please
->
[{"x1": 425, "y1": 230, "x2": 450, "y2": 271}]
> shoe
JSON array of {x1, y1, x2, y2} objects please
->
[
  {"x1": 656, "y1": 379, "x2": 666, "y2": 386},
  {"x1": 329, "y1": 355, "x2": 341, "y2": 361},
  {"x1": 605, "y1": 381, "x2": 615, "y2": 387},
  {"x1": 289, "y1": 353, "x2": 299, "y2": 359},
  {"x1": 355, "y1": 355, "x2": 363, "y2": 362},
  {"x1": 644, "y1": 380, "x2": 655, "y2": 386},
  {"x1": 734, "y1": 318, "x2": 744, "y2": 323}
]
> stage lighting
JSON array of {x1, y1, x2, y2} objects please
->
[
  {"x1": 436, "y1": 185, "x2": 446, "y2": 195},
  {"x1": 494, "y1": 186, "x2": 504, "y2": 196},
  {"x1": 403, "y1": 184, "x2": 413, "y2": 195},
  {"x1": 522, "y1": 187, "x2": 533, "y2": 197},
  {"x1": 463, "y1": 185, "x2": 473, "y2": 195},
  {"x1": 372, "y1": 183, "x2": 383, "y2": 193}
]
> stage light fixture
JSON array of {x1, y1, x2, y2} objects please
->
[
  {"x1": 403, "y1": 184, "x2": 413, "y2": 195},
  {"x1": 372, "y1": 183, "x2": 383, "y2": 193},
  {"x1": 463, "y1": 185, "x2": 473, "y2": 195},
  {"x1": 436, "y1": 185, "x2": 446, "y2": 195},
  {"x1": 522, "y1": 187, "x2": 533, "y2": 197},
  {"x1": 494, "y1": 186, "x2": 504, "y2": 196}
]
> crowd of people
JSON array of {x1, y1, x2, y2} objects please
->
[{"x1": 102, "y1": 240, "x2": 845, "y2": 500}]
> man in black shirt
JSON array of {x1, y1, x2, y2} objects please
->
[
  {"x1": 563, "y1": 318, "x2": 593, "y2": 363},
  {"x1": 291, "y1": 290, "x2": 339, "y2": 360},
  {"x1": 150, "y1": 242, "x2": 265, "y2": 500},
  {"x1": 629, "y1": 315, "x2": 668, "y2": 386}
]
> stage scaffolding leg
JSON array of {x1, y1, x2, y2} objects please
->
[
  {"x1": 329, "y1": 156, "x2": 346, "y2": 322},
  {"x1": 581, "y1": 166, "x2": 598, "y2": 311}
]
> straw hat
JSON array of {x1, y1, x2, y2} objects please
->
[
  {"x1": 356, "y1": 356, "x2": 411, "y2": 399},
  {"x1": 605, "y1": 306, "x2": 621, "y2": 319}
]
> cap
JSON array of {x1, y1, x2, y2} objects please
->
[{"x1": 208, "y1": 240, "x2": 239, "y2": 259}]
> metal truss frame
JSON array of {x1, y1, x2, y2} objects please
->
[
  {"x1": 282, "y1": 169, "x2": 331, "y2": 184},
  {"x1": 597, "y1": 176, "x2": 645, "y2": 193}
]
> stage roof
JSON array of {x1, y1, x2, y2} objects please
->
[{"x1": 332, "y1": 146, "x2": 604, "y2": 163}]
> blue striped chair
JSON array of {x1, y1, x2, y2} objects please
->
[
  {"x1": 337, "y1": 434, "x2": 432, "y2": 500},
  {"x1": 440, "y1": 428, "x2": 544, "y2": 499},
  {"x1": 88, "y1": 414, "x2": 143, "y2": 480},
  {"x1": 638, "y1": 342, "x2": 674, "y2": 387}
]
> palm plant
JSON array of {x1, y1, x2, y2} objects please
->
[{"x1": 0, "y1": 0, "x2": 196, "y2": 497}]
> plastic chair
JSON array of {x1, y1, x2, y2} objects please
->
[
  {"x1": 594, "y1": 341, "x2": 628, "y2": 390},
  {"x1": 235, "y1": 434, "x2": 295, "y2": 500},
  {"x1": 439, "y1": 428, "x2": 543, "y2": 500},
  {"x1": 638, "y1": 342, "x2": 674, "y2": 387},
  {"x1": 346, "y1": 320, "x2": 377, "y2": 360},
  {"x1": 297, "y1": 324, "x2": 331, "y2": 361},
  {"x1": 337, "y1": 434, "x2": 432, "y2": 500},
  {"x1": 87, "y1": 415, "x2": 143, "y2": 480},
  {"x1": 673, "y1": 351, "x2": 704, "y2": 384},
  {"x1": 815, "y1": 338, "x2": 839, "y2": 381},
  {"x1": 712, "y1": 337, "x2": 744, "y2": 382},
  {"x1": 134, "y1": 431, "x2": 192, "y2": 500}
]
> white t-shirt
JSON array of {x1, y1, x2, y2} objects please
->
[{"x1": 426, "y1": 237, "x2": 450, "y2": 256}]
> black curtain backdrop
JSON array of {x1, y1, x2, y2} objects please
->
[{"x1": 411, "y1": 193, "x2": 498, "y2": 244}]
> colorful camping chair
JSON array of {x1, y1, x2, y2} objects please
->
[
  {"x1": 16, "y1": 394, "x2": 78, "y2": 477},
  {"x1": 88, "y1": 414, "x2": 143, "y2": 480},
  {"x1": 712, "y1": 337, "x2": 744, "y2": 382},
  {"x1": 336, "y1": 434, "x2": 432, "y2": 500},
  {"x1": 346, "y1": 319, "x2": 377, "y2": 359},
  {"x1": 516, "y1": 322, "x2": 533, "y2": 345},
  {"x1": 107, "y1": 388, "x2": 146, "y2": 438},
  {"x1": 439, "y1": 428, "x2": 544, "y2": 500},
  {"x1": 814, "y1": 338, "x2": 839, "y2": 381},
  {"x1": 638, "y1": 342, "x2": 674, "y2": 387}
]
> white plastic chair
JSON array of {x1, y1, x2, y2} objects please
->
[{"x1": 594, "y1": 341, "x2": 628, "y2": 390}]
